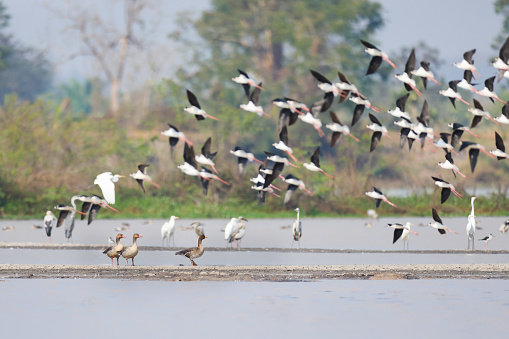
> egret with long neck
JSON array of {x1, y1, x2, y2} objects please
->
[
  {"x1": 467, "y1": 197, "x2": 477, "y2": 250},
  {"x1": 292, "y1": 208, "x2": 302, "y2": 248}
]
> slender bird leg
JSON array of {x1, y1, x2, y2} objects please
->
[
  {"x1": 384, "y1": 199, "x2": 398, "y2": 207},
  {"x1": 495, "y1": 96, "x2": 507, "y2": 105},
  {"x1": 117, "y1": 257, "x2": 120, "y2": 266},
  {"x1": 320, "y1": 170, "x2": 334, "y2": 179},
  {"x1": 347, "y1": 133, "x2": 361, "y2": 142},
  {"x1": 446, "y1": 228, "x2": 459, "y2": 234},
  {"x1": 132, "y1": 258, "x2": 135, "y2": 266},
  {"x1": 111, "y1": 258, "x2": 114, "y2": 266},
  {"x1": 458, "y1": 97, "x2": 471, "y2": 106},
  {"x1": 454, "y1": 169, "x2": 467, "y2": 179},
  {"x1": 126, "y1": 259, "x2": 129, "y2": 265},
  {"x1": 429, "y1": 77, "x2": 441, "y2": 85},
  {"x1": 286, "y1": 151, "x2": 298, "y2": 162},
  {"x1": 205, "y1": 114, "x2": 219, "y2": 121},
  {"x1": 191, "y1": 260, "x2": 197, "y2": 266}
]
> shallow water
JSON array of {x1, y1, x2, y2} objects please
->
[
  {"x1": 1, "y1": 249, "x2": 508, "y2": 266},
  {"x1": 0, "y1": 279, "x2": 508, "y2": 338},
  {"x1": 1, "y1": 216, "x2": 508, "y2": 251}
]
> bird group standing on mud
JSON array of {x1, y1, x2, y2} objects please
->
[{"x1": 43, "y1": 36, "x2": 509, "y2": 264}]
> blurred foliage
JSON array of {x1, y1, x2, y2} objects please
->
[
  {"x1": 0, "y1": 1, "x2": 52, "y2": 103},
  {"x1": 1, "y1": 0, "x2": 509, "y2": 219}
]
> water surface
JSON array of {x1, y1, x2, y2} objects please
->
[{"x1": 0, "y1": 279, "x2": 507, "y2": 338}]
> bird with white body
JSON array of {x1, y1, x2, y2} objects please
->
[
  {"x1": 94, "y1": 172, "x2": 124, "y2": 205},
  {"x1": 161, "y1": 216, "x2": 179, "y2": 247},
  {"x1": 291, "y1": 207, "x2": 302, "y2": 248}
]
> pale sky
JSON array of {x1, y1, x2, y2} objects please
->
[{"x1": 3, "y1": 0, "x2": 504, "y2": 84}]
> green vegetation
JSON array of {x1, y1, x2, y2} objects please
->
[{"x1": 1, "y1": 1, "x2": 509, "y2": 220}]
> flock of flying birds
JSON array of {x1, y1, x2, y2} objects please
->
[{"x1": 41, "y1": 36, "x2": 509, "y2": 262}]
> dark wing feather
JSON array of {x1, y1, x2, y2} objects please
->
[
  {"x1": 432, "y1": 176, "x2": 447, "y2": 184},
  {"x1": 441, "y1": 188, "x2": 451, "y2": 204},
  {"x1": 473, "y1": 98, "x2": 483, "y2": 110},
  {"x1": 184, "y1": 143, "x2": 198, "y2": 168},
  {"x1": 432, "y1": 208, "x2": 443, "y2": 224},
  {"x1": 420, "y1": 100, "x2": 429, "y2": 126},
  {"x1": 438, "y1": 229, "x2": 446, "y2": 235},
  {"x1": 368, "y1": 113, "x2": 382, "y2": 125},
  {"x1": 136, "y1": 179, "x2": 146, "y2": 193},
  {"x1": 351, "y1": 105, "x2": 365, "y2": 127},
  {"x1": 331, "y1": 132, "x2": 341, "y2": 147},
  {"x1": 396, "y1": 93, "x2": 410, "y2": 111},
  {"x1": 80, "y1": 202, "x2": 92, "y2": 220},
  {"x1": 278, "y1": 108, "x2": 291, "y2": 132},
  {"x1": 393, "y1": 228, "x2": 403, "y2": 244},
  {"x1": 310, "y1": 147, "x2": 320, "y2": 167},
  {"x1": 485, "y1": 76, "x2": 495, "y2": 92},
  {"x1": 329, "y1": 111, "x2": 341, "y2": 124},
  {"x1": 499, "y1": 36, "x2": 509, "y2": 62},
  {"x1": 366, "y1": 56, "x2": 382, "y2": 75},
  {"x1": 279, "y1": 126, "x2": 289, "y2": 145},
  {"x1": 463, "y1": 49, "x2": 476, "y2": 63},
  {"x1": 404, "y1": 48, "x2": 416, "y2": 74},
  {"x1": 360, "y1": 40, "x2": 379, "y2": 50},
  {"x1": 470, "y1": 115, "x2": 482, "y2": 129},
  {"x1": 250, "y1": 82, "x2": 262, "y2": 105},
  {"x1": 459, "y1": 141, "x2": 474, "y2": 152},
  {"x1": 370, "y1": 131, "x2": 382, "y2": 152},
  {"x1": 495, "y1": 132, "x2": 505, "y2": 152},
  {"x1": 469, "y1": 148, "x2": 480, "y2": 173},
  {"x1": 56, "y1": 210, "x2": 70, "y2": 227},
  {"x1": 201, "y1": 137, "x2": 212, "y2": 158},
  {"x1": 138, "y1": 164, "x2": 150, "y2": 173},
  {"x1": 186, "y1": 89, "x2": 200, "y2": 109},
  {"x1": 310, "y1": 70, "x2": 331, "y2": 84},
  {"x1": 451, "y1": 130, "x2": 463, "y2": 148},
  {"x1": 88, "y1": 204, "x2": 101, "y2": 225}
]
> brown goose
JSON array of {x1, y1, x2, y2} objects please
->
[
  {"x1": 119, "y1": 233, "x2": 142, "y2": 266},
  {"x1": 175, "y1": 234, "x2": 207, "y2": 266},
  {"x1": 103, "y1": 233, "x2": 126, "y2": 266}
]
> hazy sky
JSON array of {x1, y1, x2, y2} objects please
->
[{"x1": 3, "y1": 0, "x2": 504, "y2": 84}]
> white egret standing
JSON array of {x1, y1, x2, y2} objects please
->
[
  {"x1": 292, "y1": 207, "x2": 302, "y2": 249},
  {"x1": 161, "y1": 216, "x2": 179, "y2": 247},
  {"x1": 94, "y1": 172, "x2": 124, "y2": 205},
  {"x1": 467, "y1": 196, "x2": 477, "y2": 250}
]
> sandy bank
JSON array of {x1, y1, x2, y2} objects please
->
[{"x1": 1, "y1": 263, "x2": 508, "y2": 281}]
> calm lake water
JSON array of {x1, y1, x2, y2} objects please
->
[{"x1": 0, "y1": 279, "x2": 508, "y2": 339}]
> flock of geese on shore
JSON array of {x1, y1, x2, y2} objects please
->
[{"x1": 38, "y1": 36, "x2": 509, "y2": 265}]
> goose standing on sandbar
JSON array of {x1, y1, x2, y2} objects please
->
[
  {"x1": 176, "y1": 234, "x2": 207, "y2": 266},
  {"x1": 120, "y1": 233, "x2": 142, "y2": 266},
  {"x1": 103, "y1": 233, "x2": 126, "y2": 265}
]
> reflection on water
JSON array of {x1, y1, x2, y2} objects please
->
[{"x1": 0, "y1": 279, "x2": 508, "y2": 338}]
